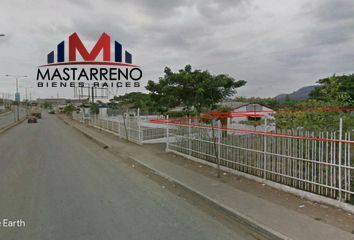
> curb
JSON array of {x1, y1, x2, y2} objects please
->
[
  {"x1": 59, "y1": 116, "x2": 291, "y2": 240},
  {"x1": 58, "y1": 115, "x2": 110, "y2": 149},
  {"x1": 0, "y1": 111, "x2": 12, "y2": 117},
  {"x1": 0, "y1": 117, "x2": 27, "y2": 134},
  {"x1": 128, "y1": 156, "x2": 291, "y2": 240}
]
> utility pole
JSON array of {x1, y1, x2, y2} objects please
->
[
  {"x1": 16, "y1": 77, "x2": 19, "y2": 121},
  {"x1": 3, "y1": 74, "x2": 28, "y2": 121},
  {"x1": 24, "y1": 87, "x2": 33, "y2": 116}
]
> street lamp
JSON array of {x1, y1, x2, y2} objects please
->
[{"x1": 4, "y1": 74, "x2": 28, "y2": 121}]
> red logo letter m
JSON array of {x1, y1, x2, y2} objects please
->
[{"x1": 69, "y1": 32, "x2": 111, "y2": 61}]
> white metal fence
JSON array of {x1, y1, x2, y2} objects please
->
[
  {"x1": 72, "y1": 112, "x2": 354, "y2": 203},
  {"x1": 73, "y1": 113, "x2": 167, "y2": 144},
  {"x1": 167, "y1": 121, "x2": 353, "y2": 202}
]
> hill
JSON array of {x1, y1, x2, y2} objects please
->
[{"x1": 275, "y1": 85, "x2": 316, "y2": 101}]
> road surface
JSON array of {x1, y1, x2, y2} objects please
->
[{"x1": 0, "y1": 114, "x2": 261, "y2": 240}]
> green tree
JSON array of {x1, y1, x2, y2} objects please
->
[
  {"x1": 275, "y1": 109, "x2": 353, "y2": 131},
  {"x1": 146, "y1": 69, "x2": 181, "y2": 114},
  {"x1": 90, "y1": 103, "x2": 99, "y2": 114},
  {"x1": 310, "y1": 74, "x2": 353, "y2": 104},
  {"x1": 146, "y1": 65, "x2": 246, "y2": 114},
  {"x1": 274, "y1": 100, "x2": 354, "y2": 131},
  {"x1": 109, "y1": 92, "x2": 154, "y2": 114},
  {"x1": 63, "y1": 104, "x2": 76, "y2": 116},
  {"x1": 41, "y1": 102, "x2": 52, "y2": 109},
  {"x1": 107, "y1": 98, "x2": 120, "y2": 110},
  {"x1": 272, "y1": 74, "x2": 354, "y2": 131}
]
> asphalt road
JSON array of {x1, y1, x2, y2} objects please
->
[
  {"x1": 0, "y1": 108, "x2": 26, "y2": 129},
  {"x1": 0, "y1": 114, "x2": 260, "y2": 240}
]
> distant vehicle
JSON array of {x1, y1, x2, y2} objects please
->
[
  {"x1": 58, "y1": 105, "x2": 66, "y2": 113},
  {"x1": 27, "y1": 116, "x2": 37, "y2": 123},
  {"x1": 30, "y1": 106, "x2": 42, "y2": 119},
  {"x1": 48, "y1": 109, "x2": 55, "y2": 114}
]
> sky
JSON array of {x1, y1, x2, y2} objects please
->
[{"x1": 0, "y1": 0, "x2": 354, "y2": 100}]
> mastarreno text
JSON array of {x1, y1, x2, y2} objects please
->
[{"x1": 36, "y1": 67, "x2": 142, "y2": 81}]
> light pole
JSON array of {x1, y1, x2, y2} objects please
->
[
  {"x1": 4, "y1": 74, "x2": 28, "y2": 121},
  {"x1": 23, "y1": 86, "x2": 33, "y2": 116}
]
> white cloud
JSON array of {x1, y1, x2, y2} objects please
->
[{"x1": 0, "y1": 0, "x2": 353, "y2": 99}]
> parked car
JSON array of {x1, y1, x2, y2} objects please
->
[
  {"x1": 48, "y1": 109, "x2": 55, "y2": 114},
  {"x1": 28, "y1": 116, "x2": 37, "y2": 123}
]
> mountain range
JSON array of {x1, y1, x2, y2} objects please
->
[{"x1": 275, "y1": 85, "x2": 317, "y2": 101}]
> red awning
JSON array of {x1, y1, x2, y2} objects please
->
[{"x1": 230, "y1": 112, "x2": 265, "y2": 117}]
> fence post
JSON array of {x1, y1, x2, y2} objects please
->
[
  {"x1": 188, "y1": 118, "x2": 192, "y2": 156},
  {"x1": 338, "y1": 118, "x2": 343, "y2": 201},
  {"x1": 211, "y1": 119, "x2": 221, "y2": 178},
  {"x1": 117, "y1": 120, "x2": 121, "y2": 137},
  {"x1": 166, "y1": 115, "x2": 169, "y2": 151},
  {"x1": 217, "y1": 121, "x2": 221, "y2": 164},
  {"x1": 118, "y1": 122, "x2": 121, "y2": 138},
  {"x1": 263, "y1": 117, "x2": 268, "y2": 179},
  {"x1": 138, "y1": 109, "x2": 142, "y2": 144}
]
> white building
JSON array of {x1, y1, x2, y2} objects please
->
[{"x1": 220, "y1": 103, "x2": 276, "y2": 134}]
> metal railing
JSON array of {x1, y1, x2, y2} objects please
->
[
  {"x1": 167, "y1": 121, "x2": 353, "y2": 202},
  {"x1": 73, "y1": 112, "x2": 353, "y2": 203},
  {"x1": 0, "y1": 108, "x2": 26, "y2": 129},
  {"x1": 73, "y1": 113, "x2": 167, "y2": 144}
]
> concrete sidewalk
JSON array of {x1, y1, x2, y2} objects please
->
[
  {"x1": 0, "y1": 110, "x2": 11, "y2": 117},
  {"x1": 0, "y1": 116, "x2": 27, "y2": 134},
  {"x1": 61, "y1": 116, "x2": 354, "y2": 240}
]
